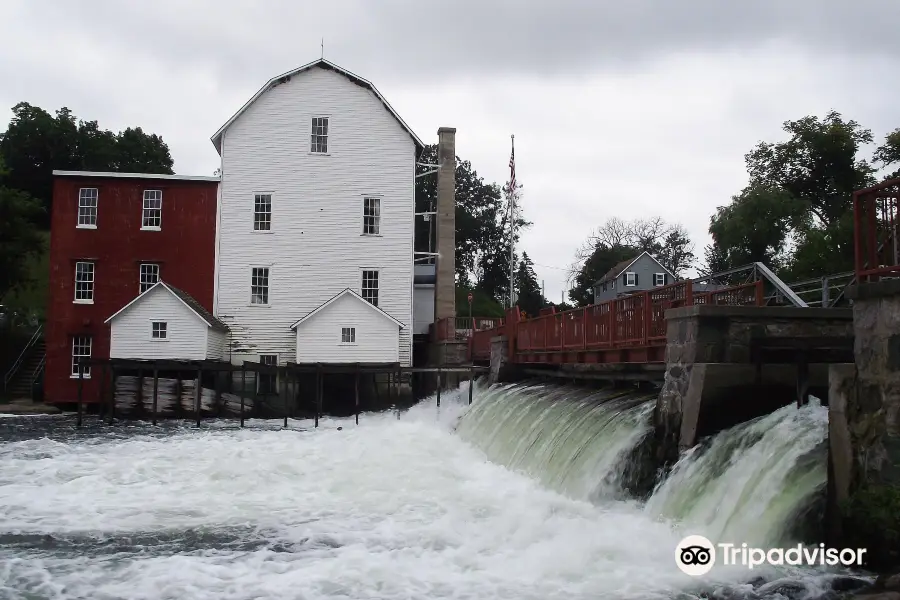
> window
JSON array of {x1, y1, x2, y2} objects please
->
[
  {"x1": 151, "y1": 321, "x2": 168, "y2": 340},
  {"x1": 310, "y1": 117, "x2": 329, "y2": 153},
  {"x1": 625, "y1": 272, "x2": 637, "y2": 287},
  {"x1": 654, "y1": 273, "x2": 666, "y2": 287},
  {"x1": 77, "y1": 188, "x2": 98, "y2": 228},
  {"x1": 142, "y1": 190, "x2": 162, "y2": 229},
  {"x1": 71, "y1": 336, "x2": 92, "y2": 378},
  {"x1": 74, "y1": 262, "x2": 94, "y2": 303},
  {"x1": 341, "y1": 327, "x2": 356, "y2": 344},
  {"x1": 363, "y1": 197, "x2": 380, "y2": 235},
  {"x1": 140, "y1": 264, "x2": 160, "y2": 293},
  {"x1": 251, "y1": 267, "x2": 270, "y2": 305},
  {"x1": 258, "y1": 354, "x2": 277, "y2": 394},
  {"x1": 361, "y1": 270, "x2": 379, "y2": 307},
  {"x1": 253, "y1": 194, "x2": 272, "y2": 231}
]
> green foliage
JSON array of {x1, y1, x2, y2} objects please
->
[
  {"x1": 568, "y1": 217, "x2": 694, "y2": 307},
  {"x1": 841, "y1": 483, "x2": 900, "y2": 570},
  {"x1": 0, "y1": 102, "x2": 175, "y2": 227},
  {"x1": 514, "y1": 252, "x2": 546, "y2": 318},
  {"x1": 455, "y1": 286, "x2": 505, "y2": 318},
  {"x1": 0, "y1": 157, "x2": 45, "y2": 299},
  {"x1": 415, "y1": 145, "x2": 529, "y2": 304},
  {"x1": 705, "y1": 111, "x2": 878, "y2": 280}
]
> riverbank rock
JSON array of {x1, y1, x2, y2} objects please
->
[{"x1": 853, "y1": 571, "x2": 900, "y2": 599}]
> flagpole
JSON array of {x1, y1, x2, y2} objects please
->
[{"x1": 508, "y1": 134, "x2": 516, "y2": 310}]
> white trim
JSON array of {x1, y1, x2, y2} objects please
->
[
  {"x1": 105, "y1": 281, "x2": 215, "y2": 329},
  {"x1": 361, "y1": 196, "x2": 382, "y2": 236},
  {"x1": 309, "y1": 115, "x2": 330, "y2": 155},
  {"x1": 340, "y1": 326, "x2": 357, "y2": 345},
  {"x1": 290, "y1": 288, "x2": 404, "y2": 329},
  {"x1": 253, "y1": 192, "x2": 274, "y2": 232},
  {"x1": 150, "y1": 320, "x2": 169, "y2": 341},
  {"x1": 53, "y1": 170, "x2": 220, "y2": 182},
  {"x1": 250, "y1": 266, "x2": 271, "y2": 306},
  {"x1": 653, "y1": 272, "x2": 666, "y2": 287},
  {"x1": 209, "y1": 58, "x2": 424, "y2": 154},
  {"x1": 619, "y1": 251, "x2": 676, "y2": 280},
  {"x1": 625, "y1": 272, "x2": 637, "y2": 287}
]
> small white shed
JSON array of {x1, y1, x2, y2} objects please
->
[
  {"x1": 290, "y1": 288, "x2": 403, "y2": 363},
  {"x1": 105, "y1": 282, "x2": 230, "y2": 361}
]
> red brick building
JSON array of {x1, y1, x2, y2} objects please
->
[{"x1": 45, "y1": 171, "x2": 219, "y2": 404}]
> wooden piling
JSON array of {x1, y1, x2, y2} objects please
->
[
  {"x1": 355, "y1": 363, "x2": 360, "y2": 425},
  {"x1": 194, "y1": 368, "x2": 201, "y2": 427},
  {"x1": 76, "y1": 363, "x2": 84, "y2": 428},
  {"x1": 240, "y1": 365, "x2": 246, "y2": 427},
  {"x1": 136, "y1": 369, "x2": 144, "y2": 418},
  {"x1": 151, "y1": 368, "x2": 159, "y2": 426},
  {"x1": 436, "y1": 367, "x2": 442, "y2": 408},
  {"x1": 282, "y1": 368, "x2": 288, "y2": 428},
  {"x1": 468, "y1": 367, "x2": 474, "y2": 405},
  {"x1": 98, "y1": 363, "x2": 107, "y2": 420},
  {"x1": 107, "y1": 367, "x2": 116, "y2": 425},
  {"x1": 315, "y1": 364, "x2": 322, "y2": 428}
]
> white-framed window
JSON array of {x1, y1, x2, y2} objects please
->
[
  {"x1": 151, "y1": 321, "x2": 168, "y2": 340},
  {"x1": 363, "y1": 197, "x2": 380, "y2": 235},
  {"x1": 625, "y1": 272, "x2": 637, "y2": 287},
  {"x1": 258, "y1": 354, "x2": 277, "y2": 394},
  {"x1": 253, "y1": 193, "x2": 272, "y2": 231},
  {"x1": 310, "y1": 117, "x2": 329, "y2": 153},
  {"x1": 140, "y1": 263, "x2": 160, "y2": 294},
  {"x1": 142, "y1": 190, "x2": 162, "y2": 230},
  {"x1": 77, "y1": 188, "x2": 98, "y2": 228},
  {"x1": 71, "y1": 336, "x2": 92, "y2": 378},
  {"x1": 654, "y1": 273, "x2": 666, "y2": 287},
  {"x1": 74, "y1": 261, "x2": 94, "y2": 303},
  {"x1": 251, "y1": 267, "x2": 270, "y2": 305},
  {"x1": 361, "y1": 270, "x2": 379, "y2": 307},
  {"x1": 341, "y1": 327, "x2": 356, "y2": 344}
]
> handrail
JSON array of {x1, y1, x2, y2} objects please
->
[
  {"x1": 30, "y1": 353, "x2": 46, "y2": 389},
  {"x1": 3, "y1": 324, "x2": 43, "y2": 391}
]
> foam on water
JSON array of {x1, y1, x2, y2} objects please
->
[{"x1": 0, "y1": 384, "x2": 870, "y2": 599}]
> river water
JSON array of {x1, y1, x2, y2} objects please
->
[{"x1": 0, "y1": 383, "x2": 872, "y2": 600}]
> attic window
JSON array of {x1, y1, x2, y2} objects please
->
[
  {"x1": 310, "y1": 117, "x2": 329, "y2": 153},
  {"x1": 654, "y1": 273, "x2": 666, "y2": 286},
  {"x1": 625, "y1": 272, "x2": 637, "y2": 286},
  {"x1": 151, "y1": 321, "x2": 168, "y2": 340}
]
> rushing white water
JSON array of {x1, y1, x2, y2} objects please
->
[{"x1": 0, "y1": 383, "x2": 869, "y2": 599}]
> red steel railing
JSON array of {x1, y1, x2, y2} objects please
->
[
  {"x1": 466, "y1": 279, "x2": 764, "y2": 363},
  {"x1": 854, "y1": 178, "x2": 900, "y2": 283}
]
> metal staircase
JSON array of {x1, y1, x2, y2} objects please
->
[{"x1": 3, "y1": 326, "x2": 45, "y2": 400}]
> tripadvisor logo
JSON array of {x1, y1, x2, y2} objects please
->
[{"x1": 675, "y1": 535, "x2": 867, "y2": 576}]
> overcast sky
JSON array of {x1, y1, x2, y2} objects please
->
[{"x1": 3, "y1": 0, "x2": 900, "y2": 302}]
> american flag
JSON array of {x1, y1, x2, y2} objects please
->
[{"x1": 508, "y1": 136, "x2": 516, "y2": 197}]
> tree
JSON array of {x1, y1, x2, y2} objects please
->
[
  {"x1": 0, "y1": 157, "x2": 44, "y2": 298},
  {"x1": 415, "y1": 146, "x2": 529, "y2": 301},
  {"x1": 514, "y1": 252, "x2": 546, "y2": 317},
  {"x1": 0, "y1": 102, "x2": 175, "y2": 227},
  {"x1": 567, "y1": 217, "x2": 695, "y2": 306},
  {"x1": 708, "y1": 111, "x2": 878, "y2": 280},
  {"x1": 874, "y1": 128, "x2": 900, "y2": 180}
]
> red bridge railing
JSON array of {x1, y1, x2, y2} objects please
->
[
  {"x1": 466, "y1": 279, "x2": 764, "y2": 363},
  {"x1": 854, "y1": 178, "x2": 900, "y2": 283}
]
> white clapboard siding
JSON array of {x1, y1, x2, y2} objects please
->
[
  {"x1": 217, "y1": 65, "x2": 415, "y2": 367},
  {"x1": 206, "y1": 329, "x2": 228, "y2": 361},
  {"x1": 109, "y1": 286, "x2": 210, "y2": 361},
  {"x1": 295, "y1": 292, "x2": 400, "y2": 363}
]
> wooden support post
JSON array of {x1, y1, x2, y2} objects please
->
[
  {"x1": 152, "y1": 368, "x2": 159, "y2": 426},
  {"x1": 98, "y1": 362, "x2": 107, "y2": 420},
  {"x1": 355, "y1": 363, "x2": 360, "y2": 426},
  {"x1": 136, "y1": 369, "x2": 144, "y2": 418},
  {"x1": 388, "y1": 371, "x2": 393, "y2": 405},
  {"x1": 108, "y1": 367, "x2": 116, "y2": 425},
  {"x1": 468, "y1": 367, "x2": 474, "y2": 405},
  {"x1": 215, "y1": 371, "x2": 223, "y2": 418},
  {"x1": 76, "y1": 361, "x2": 84, "y2": 428},
  {"x1": 283, "y1": 368, "x2": 288, "y2": 428},
  {"x1": 240, "y1": 364, "x2": 246, "y2": 428},
  {"x1": 436, "y1": 367, "x2": 442, "y2": 408},
  {"x1": 796, "y1": 353, "x2": 810, "y2": 408},
  {"x1": 315, "y1": 364, "x2": 322, "y2": 428},
  {"x1": 395, "y1": 367, "x2": 400, "y2": 403},
  {"x1": 194, "y1": 368, "x2": 202, "y2": 427}
]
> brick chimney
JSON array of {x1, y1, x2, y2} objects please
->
[{"x1": 434, "y1": 127, "x2": 457, "y2": 322}]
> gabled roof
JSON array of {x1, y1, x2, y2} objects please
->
[
  {"x1": 289, "y1": 288, "x2": 404, "y2": 330},
  {"x1": 104, "y1": 281, "x2": 229, "y2": 332},
  {"x1": 210, "y1": 58, "x2": 425, "y2": 155},
  {"x1": 594, "y1": 251, "x2": 676, "y2": 286}
]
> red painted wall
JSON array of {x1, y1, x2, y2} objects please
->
[{"x1": 45, "y1": 175, "x2": 219, "y2": 404}]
